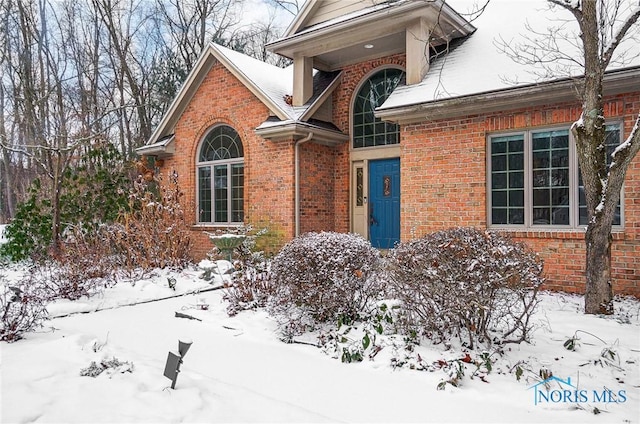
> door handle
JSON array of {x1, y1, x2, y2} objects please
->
[{"x1": 369, "y1": 202, "x2": 378, "y2": 226}]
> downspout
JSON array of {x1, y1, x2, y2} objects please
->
[{"x1": 295, "y1": 132, "x2": 314, "y2": 237}]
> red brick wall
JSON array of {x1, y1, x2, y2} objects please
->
[
  {"x1": 157, "y1": 62, "x2": 296, "y2": 258},
  {"x1": 402, "y1": 93, "x2": 640, "y2": 297},
  {"x1": 299, "y1": 142, "x2": 337, "y2": 233},
  {"x1": 401, "y1": 115, "x2": 487, "y2": 234}
]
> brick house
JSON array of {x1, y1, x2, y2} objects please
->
[{"x1": 137, "y1": 0, "x2": 640, "y2": 297}]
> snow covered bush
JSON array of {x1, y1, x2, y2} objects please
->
[
  {"x1": 48, "y1": 225, "x2": 118, "y2": 300},
  {"x1": 222, "y1": 226, "x2": 275, "y2": 316},
  {"x1": 80, "y1": 357, "x2": 134, "y2": 378},
  {"x1": 386, "y1": 227, "x2": 543, "y2": 349},
  {"x1": 106, "y1": 172, "x2": 192, "y2": 272},
  {"x1": 0, "y1": 276, "x2": 49, "y2": 342},
  {"x1": 35, "y1": 260, "x2": 114, "y2": 301},
  {"x1": 268, "y1": 232, "x2": 383, "y2": 337}
]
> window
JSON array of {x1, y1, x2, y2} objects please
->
[
  {"x1": 197, "y1": 125, "x2": 244, "y2": 224},
  {"x1": 578, "y1": 127, "x2": 622, "y2": 225},
  {"x1": 353, "y1": 68, "x2": 405, "y2": 148},
  {"x1": 488, "y1": 124, "x2": 622, "y2": 228}
]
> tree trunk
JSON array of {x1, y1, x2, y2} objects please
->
[
  {"x1": 574, "y1": 0, "x2": 614, "y2": 315},
  {"x1": 584, "y1": 218, "x2": 614, "y2": 314},
  {"x1": 50, "y1": 157, "x2": 62, "y2": 258},
  {"x1": 1, "y1": 147, "x2": 15, "y2": 220}
]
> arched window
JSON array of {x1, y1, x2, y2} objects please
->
[
  {"x1": 197, "y1": 125, "x2": 244, "y2": 224},
  {"x1": 353, "y1": 68, "x2": 405, "y2": 148}
]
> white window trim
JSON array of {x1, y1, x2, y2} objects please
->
[{"x1": 486, "y1": 122, "x2": 624, "y2": 230}]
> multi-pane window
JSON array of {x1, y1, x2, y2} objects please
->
[
  {"x1": 490, "y1": 134, "x2": 525, "y2": 224},
  {"x1": 197, "y1": 125, "x2": 244, "y2": 224},
  {"x1": 532, "y1": 130, "x2": 570, "y2": 225},
  {"x1": 488, "y1": 124, "x2": 622, "y2": 228},
  {"x1": 353, "y1": 68, "x2": 405, "y2": 148},
  {"x1": 578, "y1": 126, "x2": 622, "y2": 225}
]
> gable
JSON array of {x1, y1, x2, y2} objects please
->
[
  {"x1": 287, "y1": 0, "x2": 394, "y2": 36},
  {"x1": 269, "y1": 0, "x2": 474, "y2": 89}
]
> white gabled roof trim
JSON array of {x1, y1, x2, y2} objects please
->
[
  {"x1": 300, "y1": 71, "x2": 343, "y2": 122},
  {"x1": 138, "y1": 43, "x2": 344, "y2": 155},
  {"x1": 141, "y1": 47, "x2": 217, "y2": 152},
  {"x1": 136, "y1": 135, "x2": 175, "y2": 158},
  {"x1": 209, "y1": 44, "x2": 291, "y2": 121},
  {"x1": 269, "y1": 0, "x2": 473, "y2": 56}
]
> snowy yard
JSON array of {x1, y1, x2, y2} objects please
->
[{"x1": 1, "y1": 266, "x2": 639, "y2": 423}]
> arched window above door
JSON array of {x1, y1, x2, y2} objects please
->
[{"x1": 352, "y1": 68, "x2": 405, "y2": 149}]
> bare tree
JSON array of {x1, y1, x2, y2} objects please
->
[
  {"x1": 230, "y1": 12, "x2": 292, "y2": 67},
  {"x1": 154, "y1": 0, "x2": 242, "y2": 72},
  {"x1": 265, "y1": 0, "x2": 299, "y2": 16},
  {"x1": 0, "y1": 0, "x2": 76, "y2": 251},
  {"x1": 499, "y1": 0, "x2": 640, "y2": 314}
]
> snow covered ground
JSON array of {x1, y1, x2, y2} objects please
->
[
  {"x1": 0, "y1": 224, "x2": 7, "y2": 245},
  {"x1": 1, "y1": 266, "x2": 639, "y2": 423}
]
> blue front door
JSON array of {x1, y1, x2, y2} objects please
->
[{"x1": 368, "y1": 158, "x2": 400, "y2": 248}]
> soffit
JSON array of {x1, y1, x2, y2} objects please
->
[{"x1": 268, "y1": 1, "x2": 474, "y2": 71}]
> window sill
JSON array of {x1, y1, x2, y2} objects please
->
[
  {"x1": 492, "y1": 227, "x2": 625, "y2": 240},
  {"x1": 192, "y1": 223, "x2": 244, "y2": 231}
]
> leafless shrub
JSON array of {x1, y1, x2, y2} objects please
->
[
  {"x1": 224, "y1": 268, "x2": 274, "y2": 316},
  {"x1": 80, "y1": 357, "x2": 134, "y2": 377},
  {"x1": 223, "y1": 226, "x2": 275, "y2": 316},
  {"x1": 44, "y1": 225, "x2": 119, "y2": 300},
  {"x1": 106, "y1": 172, "x2": 192, "y2": 272},
  {"x1": 267, "y1": 232, "x2": 383, "y2": 337},
  {"x1": 386, "y1": 227, "x2": 543, "y2": 349},
  {"x1": 0, "y1": 276, "x2": 49, "y2": 342}
]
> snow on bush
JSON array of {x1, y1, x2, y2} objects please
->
[
  {"x1": 106, "y1": 172, "x2": 192, "y2": 272},
  {"x1": 267, "y1": 232, "x2": 383, "y2": 338},
  {"x1": 386, "y1": 227, "x2": 543, "y2": 349},
  {"x1": 80, "y1": 357, "x2": 134, "y2": 378},
  {"x1": 201, "y1": 225, "x2": 274, "y2": 316},
  {"x1": 0, "y1": 224, "x2": 7, "y2": 245},
  {"x1": 0, "y1": 276, "x2": 49, "y2": 342}
]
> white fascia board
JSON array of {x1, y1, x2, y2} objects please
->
[
  {"x1": 144, "y1": 46, "x2": 217, "y2": 147},
  {"x1": 255, "y1": 121, "x2": 348, "y2": 146},
  {"x1": 376, "y1": 67, "x2": 640, "y2": 124},
  {"x1": 299, "y1": 71, "x2": 343, "y2": 122}
]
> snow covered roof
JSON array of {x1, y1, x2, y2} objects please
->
[
  {"x1": 138, "y1": 43, "x2": 343, "y2": 151},
  {"x1": 379, "y1": 0, "x2": 640, "y2": 117},
  {"x1": 136, "y1": 134, "x2": 175, "y2": 158},
  {"x1": 209, "y1": 43, "x2": 296, "y2": 120}
]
